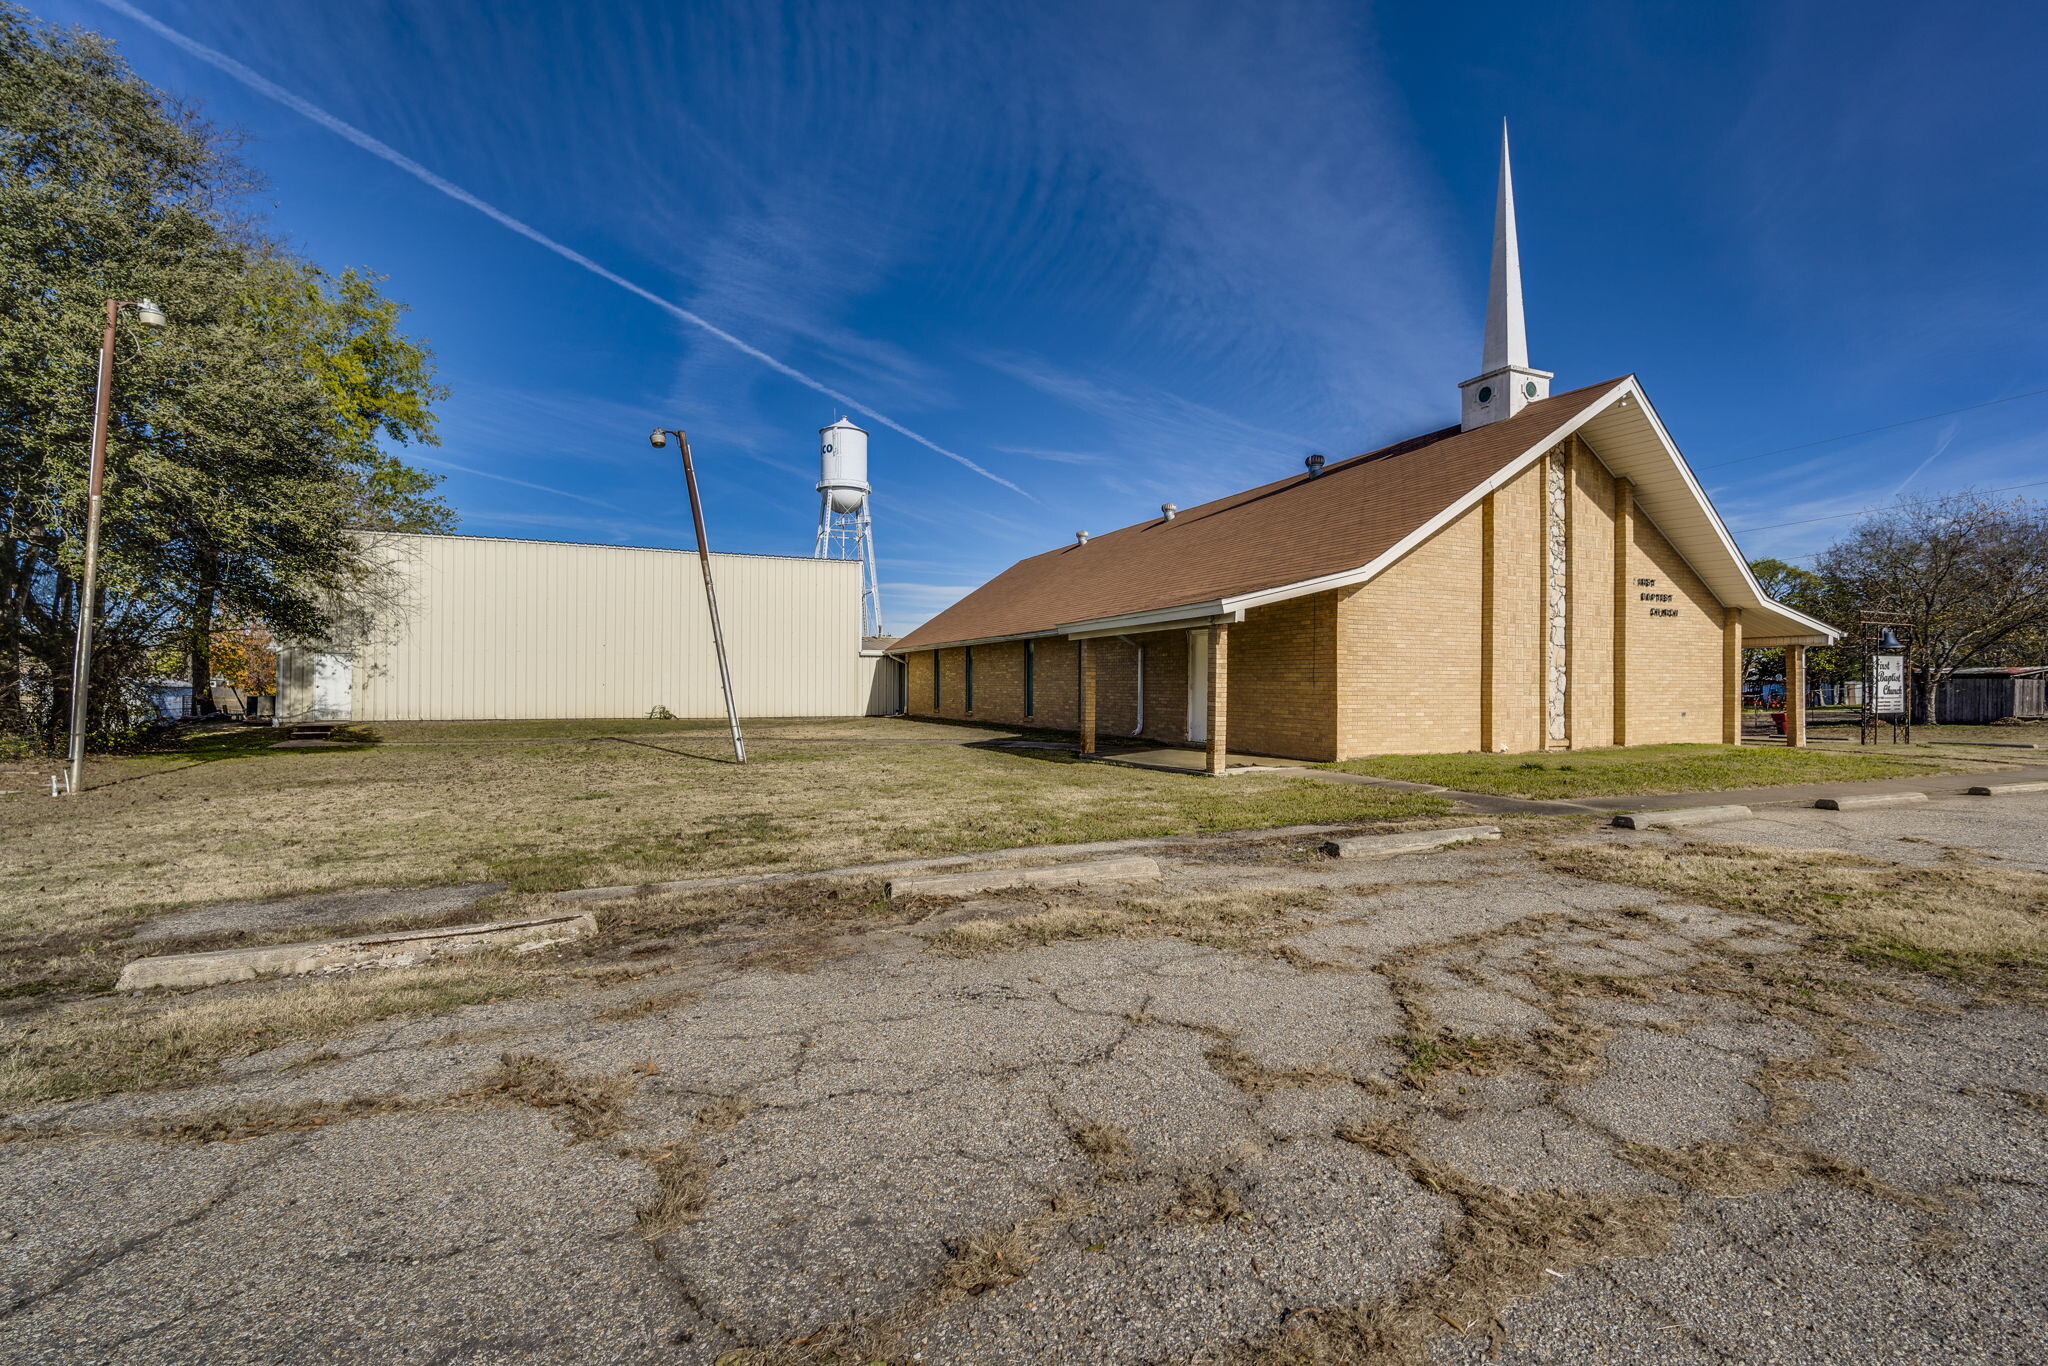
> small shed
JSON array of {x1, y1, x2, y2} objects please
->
[{"x1": 1936, "y1": 666, "x2": 2048, "y2": 724}]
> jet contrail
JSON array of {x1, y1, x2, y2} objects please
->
[
  {"x1": 414, "y1": 456, "x2": 624, "y2": 510},
  {"x1": 95, "y1": 0, "x2": 1030, "y2": 499}
]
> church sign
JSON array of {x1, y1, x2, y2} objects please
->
[
  {"x1": 1637, "y1": 577, "x2": 1678, "y2": 617},
  {"x1": 1871, "y1": 654, "x2": 1906, "y2": 714}
]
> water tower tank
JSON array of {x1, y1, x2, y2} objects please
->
[{"x1": 818, "y1": 417, "x2": 870, "y2": 514}]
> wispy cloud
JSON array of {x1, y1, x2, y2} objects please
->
[
  {"x1": 414, "y1": 456, "x2": 623, "y2": 510},
  {"x1": 1890, "y1": 420, "x2": 1960, "y2": 497},
  {"x1": 92, "y1": 0, "x2": 1031, "y2": 500},
  {"x1": 995, "y1": 446, "x2": 1109, "y2": 466}
]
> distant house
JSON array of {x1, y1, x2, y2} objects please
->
[
  {"x1": 1936, "y1": 667, "x2": 2048, "y2": 725},
  {"x1": 890, "y1": 136, "x2": 1837, "y2": 766}
]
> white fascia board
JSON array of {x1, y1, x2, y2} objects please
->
[
  {"x1": 1611, "y1": 380, "x2": 1842, "y2": 643},
  {"x1": 1214, "y1": 380, "x2": 1632, "y2": 616},
  {"x1": 1188, "y1": 376, "x2": 1837, "y2": 646},
  {"x1": 1060, "y1": 604, "x2": 1241, "y2": 639}
]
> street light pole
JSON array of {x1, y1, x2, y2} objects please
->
[
  {"x1": 649, "y1": 427, "x2": 746, "y2": 763},
  {"x1": 64, "y1": 297, "x2": 166, "y2": 796}
]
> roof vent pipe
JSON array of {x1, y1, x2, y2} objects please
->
[
  {"x1": 1160, "y1": 503, "x2": 1177, "y2": 521},
  {"x1": 1305, "y1": 453, "x2": 1326, "y2": 478},
  {"x1": 1076, "y1": 531, "x2": 1089, "y2": 545}
]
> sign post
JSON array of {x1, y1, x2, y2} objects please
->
[{"x1": 1858, "y1": 612, "x2": 1912, "y2": 745}]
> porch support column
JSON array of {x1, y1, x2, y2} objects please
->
[
  {"x1": 1206, "y1": 623, "x2": 1230, "y2": 776},
  {"x1": 1786, "y1": 644, "x2": 1808, "y2": 748},
  {"x1": 1612, "y1": 477, "x2": 1633, "y2": 747},
  {"x1": 1077, "y1": 638, "x2": 1097, "y2": 756},
  {"x1": 1721, "y1": 607, "x2": 1744, "y2": 744}
]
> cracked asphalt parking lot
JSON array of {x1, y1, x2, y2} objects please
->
[{"x1": 3, "y1": 794, "x2": 2045, "y2": 1364}]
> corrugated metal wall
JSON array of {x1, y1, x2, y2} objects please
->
[{"x1": 280, "y1": 534, "x2": 865, "y2": 720}]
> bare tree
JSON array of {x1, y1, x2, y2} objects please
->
[{"x1": 1815, "y1": 493, "x2": 2048, "y2": 722}]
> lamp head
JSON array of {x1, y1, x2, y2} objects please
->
[
  {"x1": 131, "y1": 298, "x2": 166, "y2": 328},
  {"x1": 648, "y1": 429, "x2": 668, "y2": 449}
]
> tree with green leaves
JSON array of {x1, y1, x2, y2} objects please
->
[
  {"x1": 1, "y1": 5, "x2": 451, "y2": 748},
  {"x1": 1745, "y1": 556, "x2": 1857, "y2": 696},
  {"x1": 1812, "y1": 493, "x2": 2048, "y2": 722}
]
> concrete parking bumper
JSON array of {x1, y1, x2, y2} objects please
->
[
  {"x1": 1814, "y1": 791, "x2": 1929, "y2": 811},
  {"x1": 1322, "y1": 825, "x2": 1500, "y2": 859},
  {"x1": 114, "y1": 912, "x2": 598, "y2": 991},
  {"x1": 1609, "y1": 805, "x2": 1752, "y2": 830},
  {"x1": 886, "y1": 856, "x2": 1162, "y2": 900}
]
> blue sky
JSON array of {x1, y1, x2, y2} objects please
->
[{"x1": 46, "y1": 0, "x2": 2048, "y2": 631}]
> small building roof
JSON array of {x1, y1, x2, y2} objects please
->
[{"x1": 896, "y1": 376, "x2": 1837, "y2": 652}]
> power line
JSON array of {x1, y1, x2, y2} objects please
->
[
  {"x1": 1701, "y1": 386, "x2": 2048, "y2": 471},
  {"x1": 1731, "y1": 477, "x2": 2048, "y2": 535}
]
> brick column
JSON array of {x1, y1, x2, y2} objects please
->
[
  {"x1": 1077, "y1": 638, "x2": 1097, "y2": 755},
  {"x1": 1786, "y1": 645, "x2": 1808, "y2": 748},
  {"x1": 1721, "y1": 607, "x2": 1743, "y2": 744},
  {"x1": 1479, "y1": 492, "x2": 1497, "y2": 752},
  {"x1": 1206, "y1": 623, "x2": 1230, "y2": 776},
  {"x1": 1612, "y1": 477, "x2": 1633, "y2": 747}
]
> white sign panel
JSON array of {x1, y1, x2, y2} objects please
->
[{"x1": 1871, "y1": 654, "x2": 1906, "y2": 714}]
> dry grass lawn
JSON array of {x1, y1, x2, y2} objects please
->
[
  {"x1": 0, "y1": 717, "x2": 1449, "y2": 945},
  {"x1": 0, "y1": 956, "x2": 549, "y2": 1107},
  {"x1": 922, "y1": 886, "x2": 1332, "y2": 955},
  {"x1": 1543, "y1": 840, "x2": 2048, "y2": 985}
]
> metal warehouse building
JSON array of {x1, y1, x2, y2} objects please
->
[{"x1": 277, "y1": 532, "x2": 897, "y2": 722}]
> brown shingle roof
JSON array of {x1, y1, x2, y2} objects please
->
[{"x1": 895, "y1": 378, "x2": 1629, "y2": 651}]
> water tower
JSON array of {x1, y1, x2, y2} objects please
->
[{"x1": 813, "y1": 416, "x2": 882, "y2": 636}]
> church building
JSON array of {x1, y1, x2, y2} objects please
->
[{"x1": 890, "y1": 132, "x2": 1838, "y2": 771}]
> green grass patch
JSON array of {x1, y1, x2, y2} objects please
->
[{"x1": 1321, "y1": 743, "x2": 1979, "y2": 799}]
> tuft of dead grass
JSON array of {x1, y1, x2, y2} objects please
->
[
  {"x1": 592, "y1": 985, "x2": 701, "y2": 1022},
  {"x1": 631, "y1": 1141, "x2": 714, "y2": 1246},
  {"x1": 940, "y1": 1227, "x2": 1039, "y2": 1295},
  {"x1": 711, "y1": 1189, "x2": 1091, "y2": 1364},
  {"x1": 1245, "y1": 1117, "x2": 1683, "y2": 1366},
  {"x1": 1396, "y1": 1031, "x2": 1508, "y2": 1082},
  {"x1": 0, "y1": 958, "x2": 548, "y2": 1110},
  {"x1": 696, "y1": 1094, "x2": 753, "y2": 1132},
  {"x1": 1170, "y1": 1172, "x2": 1250, "y2": 1225},
  {"x1": 1068, "y1": 1118, "x2": 1137, "y2": 1179},
  {"x1": 1205, "y1": 1041, "x2": 1361, "y2": 1094},
  {"x1": 1541, "y1": 841, "x2": 2048, "y2": 992},
  {"x1": 1620, "y1": 1138, "x2": 1942, "y2": 1211},
  {"x1": 1620, "y1": 1139, "x2": 1796, "y2": 1196},
  {"x1": 465, "y1": 1052, "x2": 631, "y2": 1142},
  {"x1": 927, "y1": 886, "x2": 1332, "y2": 956}
]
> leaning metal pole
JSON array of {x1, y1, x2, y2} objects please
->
[
  {"x1": 64, "y1": 300, "x2": 121, "y2": 795},
  {"x1": 674, "y1": 431, "x2": 746, "y2": 763}
]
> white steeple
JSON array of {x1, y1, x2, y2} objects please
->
[{"x1": 1460, "y1": 122, "x2": 1552, "y2": 430}]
